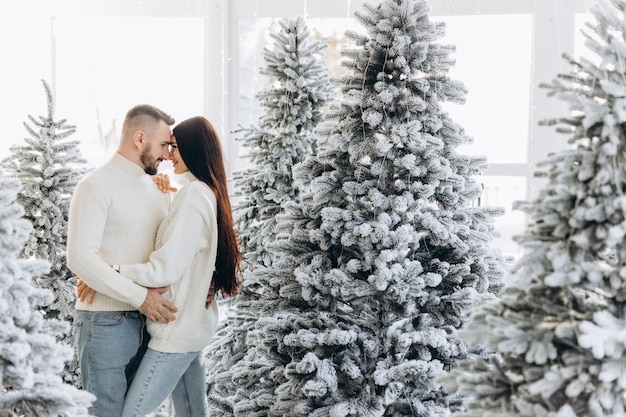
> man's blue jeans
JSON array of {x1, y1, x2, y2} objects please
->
[
  {"x1": 73, "y1": 310, "x2": 148, "y2": 417},
  {"x1": 121, "y1": 348, "x2": 208, "y2": 417}
]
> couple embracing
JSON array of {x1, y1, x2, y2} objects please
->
[{"x1": 67, "y1": 104, "x2": 242, "y2": 417}]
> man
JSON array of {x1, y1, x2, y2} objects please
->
[{"x1": 67, "y1": 104, "x2": 179, "y2": 416}]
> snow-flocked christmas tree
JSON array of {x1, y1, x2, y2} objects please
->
[
  {"x1": 205, "y1": 17, "x2": 333, "y2": 415},
  {"x1": 443, "y1": 1, "x2": 626, "y2": 416},
  {"x1": 232, "y1": 16, "x2": 333, "y2": 266},
  {"x1": 0, "y1": 167, "x2": 94, "y2": 416},
  {"x1": 226, "y1": 1, "x2": 505, "y2": 416},
  {"x1": 1, "y1": 79, "x2": 88, "y2": 322},
  {"x1": 1, "y1": 79, "x2": 88, "y2": 386}
]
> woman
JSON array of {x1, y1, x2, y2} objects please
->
[{"x1": 83, "y1": 116, "x2": 242, "y2": 416}]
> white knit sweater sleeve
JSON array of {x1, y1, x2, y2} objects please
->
[
  {"x1": 119, "y1": 184, "x2": 215, "y2": 287},
  {"x1": 67, "y1": 177, "x2": 148, "y2": 307}
]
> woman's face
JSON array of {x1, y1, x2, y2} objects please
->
[{"x1": 169, "y1": 135, "x2": 189, "y2": 174}]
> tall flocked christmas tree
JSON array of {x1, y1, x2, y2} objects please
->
[
  {"x1": 227, "y1": 1, "x2": 505, "y2": 416},
  {"x1": 1, "y1": 79, "x2": 87, "y2": 322},
  {"x1": 205, "y1": 17, "x2": 333, "y2": 415},
  {"x1": 232, "y1": 16, "x2": 333, "y2": 267},
  {"x1": 1, "y1": 79, "x2": 88, "y2": 386},
  {"x1": 443, "y1": 1, "x2": 626, "y2": 416},
  {"x1": 0, "y1": 167, "x2": 94, "y2": 416}
]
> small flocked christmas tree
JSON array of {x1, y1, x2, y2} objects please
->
[
  {"x1": 227, "y1": 1, "x2": 505, "y2": 416},
  {"x1": 1, "y1": 79, "x2": 88, "y2": 385},
  {"x1": 443, "y1": 1, "x2": 626, "y2": 416},
  {"x1": 2, "y1": 79, "x2": 87, "y2": 321},
  {"x1": 0, "y1": 168, "x2": 94, "y2": 416},
  {"x1": 205, "y1": 17, "x2": 333, "y2": 415}
]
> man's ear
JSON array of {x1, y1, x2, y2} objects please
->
[{"x1": 133, "y1": 130, "x2": 145, "y2": 147}]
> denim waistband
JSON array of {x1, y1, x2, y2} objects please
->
[{"x1": 74, "y1": 309, "x2": 143, "y2": 320}]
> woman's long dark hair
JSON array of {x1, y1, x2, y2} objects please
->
[{"x1": 173, "y1": 116, "x2": 242, "y2": 296}]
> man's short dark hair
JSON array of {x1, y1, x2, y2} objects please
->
[{"x1": 124, "y1": 104, "x2": 175, "y2": 128}]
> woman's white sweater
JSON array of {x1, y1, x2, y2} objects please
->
[{"x1": 119, "y1": 172, "x2": 219, "y2": 353}]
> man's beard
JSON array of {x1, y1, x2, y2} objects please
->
[{"x1": 141, "y1": 150, "x2": 161, "y2": 175}]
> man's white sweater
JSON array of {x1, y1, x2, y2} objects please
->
[
  {"x1": 119, "y1": 172, "x2": 220, "y2": 353},
  {"x1": 67, "y1": 153, "x2": 170, "y2": 311}
]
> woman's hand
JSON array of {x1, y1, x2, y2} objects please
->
[
  {"x1": 152, "y1": 173, "x2": 178, "y2": 193},
  {"x1": 76, "y1": 277, "x2": 97, "y2": 304}
]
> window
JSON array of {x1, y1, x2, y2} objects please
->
[
  {"x1": 442, "y1": 15, "x2": 532, "y2": 165},
  {"x1": 441, "y1": 14, "x2": 532, "y2": 257},
  {"x1": 231, "y1": 4, "x2": 536, "y2": 257},
  {"x1": 0, "y1": 0, "x2": 594, "y2": 258},
  {"x1": 53, "y1": 16, "x2": 205, "y2": 166},
  {"x1": 0, "y1": 2, "x2": 207, "y2": 167}
]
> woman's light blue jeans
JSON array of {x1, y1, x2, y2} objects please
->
[
  {"x1": 73, "y1": 310, "x2": 149, "y2": 417},
  {"x1": 120, "y1": 348, "x2": 208, "y2": 417}
]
